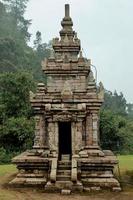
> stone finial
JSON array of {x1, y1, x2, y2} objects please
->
[
  {"x1": 88, "y1": 70, "x2": 95, "y2": 82},
  {"x1": 61, "y1": 4, "x2": 73, "y2": 34},
  {"x1": 61, "y1": 81, "x2": 73, "y2": 97},
  {"x1": 98, "y1": 82, "x2": 104, "y2": 99},
  {"x1": 74, "y1": 32, "x2": 80, "y2": 43},
  {"x1": 79, "y1": 50, "x2": 83, "y2": 58},
  {"x1": 78, "y1": 50, "x2": 84, "y2": 62},
  {"x1": 75, "y1": 32, "x2": 78, "y2": 39},
  {"x1": 65, "y1": 4, "x2": 70, "y2": 17}
]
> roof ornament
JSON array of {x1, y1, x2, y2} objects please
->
[
  {"x1": 98, "y1": 82, "x2": 104, "y2": 99},
  {"x1": 74, "y1": 32, "x2": 78, "y2": 41},
  {"x1": 64, "y1": 34, "x2": 69, "y2": 43},
  {"x1": 65, "y1": 4, "x2": 70, "y2": 18},
  {"x1": 88, "y1": 70, "x2": 95, "y2": 82},
  {"x1": 75, "y1": 32, "x2": 78, "y2": 39},
  {"x1": 79, "y1": 50, "x2": 83, "y2": 58}
]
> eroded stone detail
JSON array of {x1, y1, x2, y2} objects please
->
[
  {"x1": 10, "y1": 4, "x2": 121, "y2": 192},
  {"x1": 98, "y1": 82, "x2": 104, "y2": 100}
]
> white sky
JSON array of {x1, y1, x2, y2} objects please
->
[{"x1": 25, "y1": 0, "x2": 133, "y2": 103}]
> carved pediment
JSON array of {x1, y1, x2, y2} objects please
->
[{"x1": 53, "y1": 111, "x2": 76, "y2": 122}]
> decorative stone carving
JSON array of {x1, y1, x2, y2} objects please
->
[
  {"x1": 11, "y1": 4, "x2": 121, "y2": 192},
  {"x1": 64, "y1": 34, "x2": 69, "y2": 44},
  {"x1": 53, "y1": 111, "x2": 76, "y2": 122},
  {"x1": 61, "y1": 80, "x2": 73, "y2": 98},
  {"x1": 88, "y1": 70, "x2": 95, "y2": 83},
  {"x1": 98, "y1": 81, "x2": 104, "y2": 99}
]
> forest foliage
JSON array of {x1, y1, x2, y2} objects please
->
[{"x1": 0, "y1": 0, "x2": 133, "y2": 163}]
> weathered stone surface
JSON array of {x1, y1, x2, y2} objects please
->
[
  {"x1": 61, "y1": 189, "x2": 71, "y2": 195},
  {"x1": 10, "y1": 4, "x2": 121, "y2": 192}
]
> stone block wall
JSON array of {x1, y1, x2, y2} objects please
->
[{"x1": 47, "y1": 75, "x2": 87, "y2": 93}]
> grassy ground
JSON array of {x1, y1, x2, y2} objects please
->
[
  {"x1": 0, "y1": 155, "x2": 132, "y2": 200},
  {"x1": 118, "y1": 155, "x2": 133, "y2": 172},
  {"x1": 0, "y1": 165, "x2": 17, "y2": 176}
]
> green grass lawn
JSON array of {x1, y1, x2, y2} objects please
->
[
  {"x1": 118, "y1": 155, "x2": 133, "y2": 172},
  {"x1": 0, "y1": 164, "x2": 17, "y2": 176}
]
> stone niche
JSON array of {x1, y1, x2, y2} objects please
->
[{"x1": 10, "y1": 4, "x2": 121, "y2": 193}]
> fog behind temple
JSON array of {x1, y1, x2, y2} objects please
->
[{"x1": 25, "y1": 0, "x2": 133, "y2": 103}]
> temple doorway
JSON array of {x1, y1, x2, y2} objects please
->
[{"x1": 58, "y1": 122, "x2": 72, "y2": 160}]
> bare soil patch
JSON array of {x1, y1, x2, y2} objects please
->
[{"x1": 0, "y1": 172, "x2": 133, "y2": 200}]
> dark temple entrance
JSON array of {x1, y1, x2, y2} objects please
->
[{"x1": 59, "y1": 122, "x2": 72, "y2": 160}]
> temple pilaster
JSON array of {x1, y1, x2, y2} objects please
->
[{"x1": 33, "y1": 114, "x2": 47, "y2": 149}]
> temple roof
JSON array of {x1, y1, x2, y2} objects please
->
[
  {"x1": 42, "y1": 4, "x2": 90, "y2": 74},
  {"x1": 52, "y1": 4, "x2": 81, "y2": 57}
]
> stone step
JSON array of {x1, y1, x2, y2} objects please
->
[
  {"x1": 61, "y1": 189, "x2": 71, "y2": 195},
  {"x1": 58, "y1": 161, "x2": 71, "y2": 166},
  {"x1": 58, "y1": 166, "x2": 71, "y2": 171},
  {"x1": 58, "y1": 161, "x2": 71, "y2": 165},
  {"x1": 81, "y1": 177, "x2": 120, "y2": 188},
  {"x1": 55, "y1": 181, "x2": 73, "y2": 189},
  {"x1": 17, "y1": 173, "x2": 45, "y2": 178},
  {"x1": 56, "y1": 175, "x2": 71, "y2": 181},
  {"x1": 81, "y1": 174, "x2": 113, "y2": 178},
  {"x1": 61, "y1": 154, "x2": 71, "y2": 161},
  {"x1": 45, "y1": 181, "x2": 83, "y2": 192},
  {"x1": 57, "y1": 170, "x2": 71, "y2": 176}
]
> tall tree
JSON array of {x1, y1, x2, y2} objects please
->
[
  {"x1": 102, "y1": 90, "x2": 127, "y2": 116},
  {"x1": 0, "y1": 72, "x2": 35, "y2": 154},
  {"x1": 100, "y1": 110, "x2": 133, "y2": 153},
  {"x1": 0, "y1": 71, "x2": 35, "y2": 118},
  {"x1": 2, "y1": 0, "x2": 31, "y2": 41},
  {"x1": 32, "y1": 31, "x2": 52, "y2": 80},
  {"x1": 127, "y1": 103, "x2": 133, "y2": 118},
  {"x1": 34, "y1": 31, "x2": 42, "y2": 49}
]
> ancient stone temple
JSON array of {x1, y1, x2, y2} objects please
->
[{"x1": 10, "y1": 4, "x2": 121, "y2": 192}]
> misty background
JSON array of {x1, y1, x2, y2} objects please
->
[{"x1": 25, "y1": 0, "x2": 133, "y2": 103}]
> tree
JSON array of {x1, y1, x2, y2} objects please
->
[
  {"x1": 100, "y1": 110, "x2": 121, "y2": 152},
  {"x1": 34, "y1": 31, "x2": 52, "y2": 60},
  {"x1": 100, "y1": 109, "x2": 133, "y2": 154},
  {"x1": 0, "y1": 71, "x2": 35, "y2": 118},
  {"x1": 0, "y1": 71, "x2": 35, "y2": 159},
  {"x1": 32, "y1": 31, "x2": 52, "y2": 80},
  {"x1": 2, "y1": 0, "x2": 31, "y2": 41},
  {"x1": 0, "y1": 117, "x2": 34, "y2": 152},
  {"x1": 0, "y1": 0, "x2": 34, "y2": 73},
  {"x1": 34, "y1": 31, "x2": 42, "y2": 49},
  {"x1": 102, "y1": 90, "x2": 127, "y2": 116}
]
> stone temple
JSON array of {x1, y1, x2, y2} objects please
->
[{"x1": 10, "y1": 4, "x2": 121, "y2": 192}]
